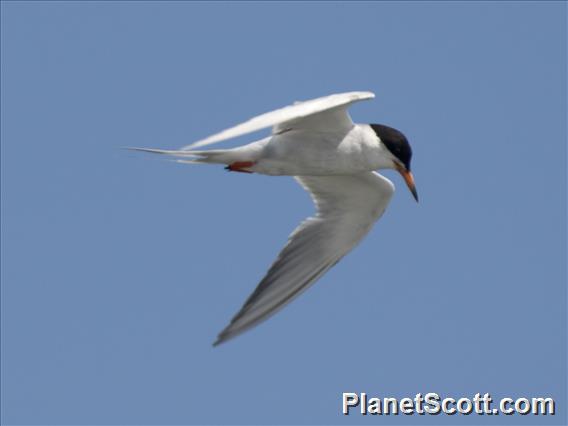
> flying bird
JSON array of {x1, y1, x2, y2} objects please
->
[{"x1": 131, "y1": 91, "x2": 418, "y2": 346}]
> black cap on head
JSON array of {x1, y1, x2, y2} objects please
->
[{"x1": 370, "y1": 124, "x2": 412, "y2": 171}]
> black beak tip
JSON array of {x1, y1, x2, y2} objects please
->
[{"x1": 411, "y1": 188, "x2": 419, "y2": 203}]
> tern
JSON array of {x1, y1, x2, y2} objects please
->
[{"x1": 131, "y1": 91, "x2": 418, "y2": 346}]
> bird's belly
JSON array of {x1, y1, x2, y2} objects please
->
[{"x1": 252, "y1": 131, "x2": 381, "y2": 176}]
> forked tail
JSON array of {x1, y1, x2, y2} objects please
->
[{"x1": 127, "y1": 146, "x2": 248, "y2": 166}]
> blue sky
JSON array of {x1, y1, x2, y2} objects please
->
[{"x1": 1, "y1": 2, "x2": 565, "y2": 425}]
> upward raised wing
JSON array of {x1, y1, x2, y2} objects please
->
[
  {"x1": 183, "y1": 91, "x2": 374, "y2": 150},
  {"x1": 214, "y1": 171, "x2": 394, "y2": 346}
]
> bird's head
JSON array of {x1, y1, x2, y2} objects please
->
[{"x1": 370, "y1": 124, "x2": 418, "y2": 202}]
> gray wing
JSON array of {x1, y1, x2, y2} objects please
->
[{"x1": 214, "y1": 172, "x2": 395, "y2": 346}]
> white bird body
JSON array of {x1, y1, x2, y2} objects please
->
[
  {"x1": 191, "y1": 125, "x2": 394, "y2": 176},
  {"x1": 130, "y1": 91, "x2": 417, "y2": 345}
]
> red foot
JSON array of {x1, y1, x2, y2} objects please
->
[{"x1": 226, "y1": 161, "x2": 256, "y2": 173}]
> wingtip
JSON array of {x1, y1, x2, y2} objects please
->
[
  {"x1": 358, "y1": 90, "x2": 375, "y2": 99},
  {"x1": 212, "y1": 322, "x2": 241, "y2": 347},
  {"x1": 212, "y1": 333, "x2": 229, "y2": 347}
]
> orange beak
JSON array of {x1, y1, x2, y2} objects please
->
[{"x1": 396, "y1": 164, "x2": 419, "y2": 202}]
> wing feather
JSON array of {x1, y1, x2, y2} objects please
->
[
  {"x1": 183, "y1": 91, "x2": 374, "y2": 150},
  {"x1": 214, "y1": 172, "x2": 394, "y2": 346}
]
